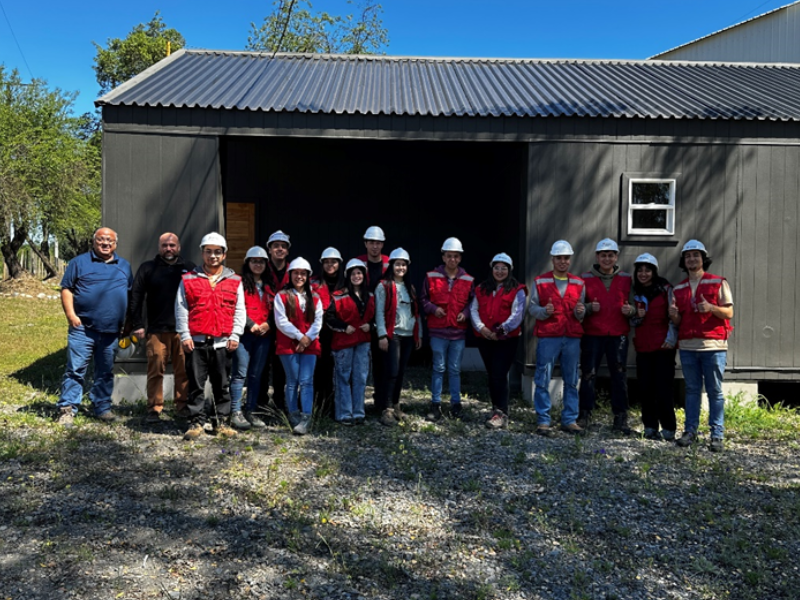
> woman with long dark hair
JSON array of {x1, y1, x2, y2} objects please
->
[
  {"x1": 471, "y1": 253, "x2": 527, "y2": 429},
  {"x1": 230, "y1": 246, "x2": 273, "y2": 430},
  {"x1": 375, "y1": 248, "x2": 420, "y2": 427},
  {"x1": 312, "y1": 247, "x2": 346, "y2": 417},
  {"x1": 630, "y1": 253, "x2": 677, "y2": 441},
  {"x1": 274, "y1": 257, "x2": 324, "y2": 435},
  {"x1": 325, "y1": 258, "x2": 375, "y2": 425}
]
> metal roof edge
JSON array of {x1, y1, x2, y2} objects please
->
[
  {"x1": 649, "y1": 1, "x2": 800, "y2": 59},
  {"x1": 95, "y1": 48, "x2": 188, "y2": 107}
]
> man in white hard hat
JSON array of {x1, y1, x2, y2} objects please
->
[
  {"x1": 421, "y1": 237, "x2": 474, "y2": 421},
  {"x1": 669, "y1": 240, "x2": 734, "y2": 452},
  {"x1": 527, "y1": 240, "x2": 586, "y2": 437},
  {"x1": 578, "y1": 238, "x2": 636, "y2": 434},
  {"x1": 175, "y1": 232, "x2": 246, "y2": 441},
  {"x1": 56, "y1": 227, "x2": 133, "y2": 427},
  {"x1": 129, "y1": 232, "x2": 196, "y2": 424}
]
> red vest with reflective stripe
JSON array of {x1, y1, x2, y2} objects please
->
[
  {"x1": 357, "y1": 254, "x2": 389, "y2": 287},
  {"x1": 473, "y1": 283, "x2": 527, "y2": 338},
  {"x1": 425, "y1": 270, "x2": 474, "y2": 330},
  {"x1": 311, "y1": 280, "x2": 334, "y2": 311},
  {"x1": 266, "y1": 264, "x2": 290, "y2": 294},
  {"x1": 275, "y1": 291, "x2": 322, "y2": 355},
  {"x1": 633, "y1": 289, "x2": 671, "y2": 353},
  {"x1": 243, "y1": 287, "x2": 270, "y2": 325},
  {"x1": 533, "y1": 272, "x2": 584, "y2": 338},
  {"x1": 182, "y1": 272, "x2": 241, "y2": 337},
  {"x1": 581, "y1": 271, "x2": 632, "y2": 337},
  {"x1": 673, "y1": 273, "x2": 732, "y2": 341},
  {"x1": 379, "y1": 280, "x2": 420, "y2": 344},
  {"x1": 331, "y1": 291, "x2": 375, "y2": 351}
]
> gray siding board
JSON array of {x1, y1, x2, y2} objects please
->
[
  {"x1": 751, "y1": 146, "x2": 772, "y2": 368},
  {"x1": 736, "y1": 145, "x2": 757, "y2": 369},
  {"x1": 778, "y1": 146, "x2": 797, "y2": 366}
]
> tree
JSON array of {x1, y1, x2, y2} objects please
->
[
  {"x1": 0, "y1": 67, "x2": 100, "y2": 279},
  {"x1": 247, "y1": 0, "x2": 388, "y2": 55},
  {"x1": 93, "y1": 11, "x2": 185, "y2": 95}
]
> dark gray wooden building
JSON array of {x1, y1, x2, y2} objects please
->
[{"x1": 98, "y1": 50, "x2": 800, "y2": 388}]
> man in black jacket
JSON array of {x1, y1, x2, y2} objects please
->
[{"x1": 130, "y1": 233, "x2": 196, "y2": 423}]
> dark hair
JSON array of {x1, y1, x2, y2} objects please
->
[
  {"x1": 633, "y1": 263, "x2": 670, "y2": 300},
  {"x1": 678, "y1": 253, "x2": 712, "y2": 273},
  {"x1": 478, "y1": 263, "x2": 520, "y2": 295},
  {"x1": 315, "y1": 259, "x2": 345, "y2": 292},
  {"x1": 241, "y1": 258, "x2": 266, "y2": 295},
  {"x1": 382, "y1": 259, "x2": 417, "y2": 316},
  {"x1": 282, "y1": 272, "x2": 316, "y2": 322},
  {"x1": 346, "y1": 266, "x2": 367, "y2": 298}
]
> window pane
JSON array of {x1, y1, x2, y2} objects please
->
[
  {"x1": 632, "y1": 182, "x2": 671, "y2": 205},
  {"x1": 632, "y1": 209, "x2": 668, "y2": 229}
]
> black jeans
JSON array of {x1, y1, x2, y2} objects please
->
[
  {"x1": 185, "y1": 341, "x2": 232, "y2": 425},
  {"x1": 314, "y1": 327, "x2": 335, "y2": 417},
  {"x1": 579, "y1": 334, "x2": 629, "y2": 415},
  {"x1": 370, "y1": 330, "x2": 386, "y2": 409},
  {"x1": 636, "y1": 349, "x2": 677, "y2": 431},
  {"x1": 477, "y1": 337, "x2": 519, "y2": 414},
  {"x1": 378, "y1": 335, "x2": 414, "y2": 410}
]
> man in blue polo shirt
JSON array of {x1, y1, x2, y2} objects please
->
[{"x1": 57, "y1": 227, "x2": 132, "y2": 426}]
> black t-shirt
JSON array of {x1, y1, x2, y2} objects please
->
[{"x1": 367, "y1": 260, "x2": 384, "y2": 294}]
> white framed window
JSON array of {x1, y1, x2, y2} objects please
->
[{"x1": 627, "y1": 178, "x2": 675, "y2": 236}]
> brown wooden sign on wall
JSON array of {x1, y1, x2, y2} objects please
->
[{"x1": 225, "y1": 203, "x2": 255, "y2": 274}]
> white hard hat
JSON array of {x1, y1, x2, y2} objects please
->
[
  {"x1": 267, "y1": 230, "x2": 291, "y2": 248},
  {"x1": 550, "y1": 240, "x2": 574, "y2": 256},
  {"x1": 634, "y1": 253, "x2": 659, "y2": 269},
  {"x1": 319, "y1": 247, "x2": 343, "y2": 262},
  {"x1": 116, "y1": 336, "x2": 137, "y2": 360},
  {"x1": 441, "y1": 237, "x2": 464, "y2": 253},
  {"x1": 245, "y1": 246, "x2": 268, "y2": 260},
  {"x1": 389, "y1": 247, "x2": 411, "y2": 263},
  {"x1": 363, "y1": 226, "x2": 386, "y2": 242},
  {"x1": 200, "y1": 232, "x2": 227, "y2": 250},
  {"x1": 595, "y1": 238, "x2": 619, "y2": 253},
  {"x1": 345, "y1": 258, "x2": 367, "y2": 272},
  {"x1": 490, "y1": 253, "x2": 513, "y2": 269},
  {"x1": 287, "y1": 257, "x2": 312, "y2": 273},
  {"x1": 681, "y1": 239, "x2": 707, "y2": 255}
]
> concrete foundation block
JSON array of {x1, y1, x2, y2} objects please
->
[{"x1": 522, "y1": 374, "x2": 565, "y2": 410}]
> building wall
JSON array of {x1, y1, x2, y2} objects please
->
[
  {"x1": 654, "y1": 4, "x2": 800, "y2": 62},
  {"x1": 102, "y1": 131, "x2": 222, "y2": 270}
]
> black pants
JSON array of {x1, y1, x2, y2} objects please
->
[
  {"x1": 579, "y1": 334, "x2": 629, "y2": 415},
  {"x1": 378, "y1": 335, "x2": 414, "y2": 410},
  {"x1": 185, "y1": 341, "x2": 232, "y2": 425},
  {"x1": 477, "y1": 337, "x2": 519, "y2": 415},
  {"x1": 314, "y1": 327, "x2": 335, "y2": 417},
  {"x1": 258, "y1": 330, "x2": 286, "y2": 408},
  {"x1": 636, "y1": 349, "x2": 677, "y2": 431},
  {"x1": 370, "y1": 330, "x2": 386, "y2": 410}
]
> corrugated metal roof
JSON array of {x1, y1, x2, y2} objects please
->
[
  {"x1": 650, "y1": 1, "x2": 800, "y2": 60},
  {"x1": 96, "y1": 50, "x2": 800, "y2": 121}
]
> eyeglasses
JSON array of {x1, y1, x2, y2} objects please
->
[{"x1": 204, "y1": 249, "x2": 225, "y2": 256}]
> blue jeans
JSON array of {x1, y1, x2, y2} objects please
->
[
  {"x1": 333, "y1": 343, "x2": 370, "y2": 421},
  {"x1": 58, "y1": 325, "x2": 117, "y2": 416},
  {"x1": 280, "y1": 353, "x2": 317, "y2": 415},
  {"x1": 430, "y1": 337, "x2": 465, "y2": 404},
  {"x1": 534, "y1": 336, "x2": 581, "y2": 426},
  {"x1": 230, "y1": 333, "x2": 271, "y2": 412},
  {"x1": 680, "y1": 349, "x2": 727, "y2": 438}
]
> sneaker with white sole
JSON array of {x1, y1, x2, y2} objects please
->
[
  {"x1": 230, "y1": 411, "x2": 251, "y2": 430},
  {"x1": 293, "y1": 413, "x2": 311, "y2": 435},
  {"x1": 244, "y1": 411, "x2": 267, "y2": 428},
  {"x1": 485, "y1": 410, "x2": 508, "y2": 430}
]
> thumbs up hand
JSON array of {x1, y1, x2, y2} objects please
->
[
  {"x1": 697, "y1": 294, "x2": 713, "y2": 313},
  {"x1": 591, "y1": 297, "x2": 600, "y2": 312},
  {"x1": 545, "y1": 300, "x2": 555, "y2": 316}
]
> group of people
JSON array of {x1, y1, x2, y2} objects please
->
[{"x1": 55, "y1": 226, "x2": 733, "y2": 451}]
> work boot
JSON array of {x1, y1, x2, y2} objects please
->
[
  {"x1": 183, "y1": 423, "x2": 204, "y2": 441},
  {"x1": 214, "y1": 422, "x2": 238, "y2": 438},
  {"x1": 96, "y1": 410, "x2": 117, "y2": 423},
  {"x1": 56, "y1": 406, "x2": 74, "y2": 428},
  {"x1": 561, "y1": 422, "x2": 585, "y2": 436},
  {"x1": 425, "y1": 403, "x2": 443, "y2": 422},
  {"x1": 380, "y1": 408, "x2": 397, "y2": 427},
  {"x1": 230, "y1": 410, "x2": 251, "y2": 430},
  {"x1": 144, "y1": 411, "x2": 162, "y2": 424},
  {"x1": 244, "y1": 411, "x2": 266, "y2": 429},
  {"x1": 450, "y1": 403, "x2": 464, "y2": 420},
  {"x1": 612, "y1": 412, "x2": 633, "y2": 436},
  {"x1": 392, "y1": 403, "x2": 406, "y2": 421},
  {"x1": 576, "y1": 410, "x2": 592, "y2": 430}
]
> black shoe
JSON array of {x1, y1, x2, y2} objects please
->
[
  {"x1": 354, "y1": 417, "x2": 365, "y2": 425},
  {"x1": 676, "y1": 431, "x2": 697, "y2": 447},
  {"x1": 576, "y1": 410, "x2": 591, "y2": 430},
  {"x1": 450, "y1": 403, "x2": 464, "y2": 420},
  {"x1": 425, "y1": 403, "x2": 444, "y2": 422},
  {"x1": 709, "y1": 437, "x2": 724, "y2": 453},
  {"x1": 612, "y1": 412, "x2": 633, "y2": 436}
]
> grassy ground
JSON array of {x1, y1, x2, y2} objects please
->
[{"x1": 1, "y1": 296, "x2": 799, "y2": 600}]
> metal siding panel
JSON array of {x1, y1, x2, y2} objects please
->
[
  {"x1": 735, "y1": 146, "x2": 756, "y2": 369},
  {"x1": 751, "y1": 146, "x2": 772, "y2": 369}
]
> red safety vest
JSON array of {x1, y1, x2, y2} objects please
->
[
  {"x1": 632, "y1": 289, "x2": 671, "y2": 353},
  {"x1": 473, "y1": 283, "x2": 527, "y2": 338},
  {"x1": 425, "y1": 270, "x2": 474, "y2": 331},
  {"x1": 533, "y1": 272, "x2": 584, "y2": 339},
  {"x1": 266, "y1": 263, "x2": 290, "y2": 294},
  {"x1": 357, "y1": 253, "x2": 389, "y2": 287},
  {"x1": 378, "y1": 280, "x2": 419, "y2": 344},
  {"x1": 243, "y1": 286, "x2": 270, "y2": 325},
  {"x1": 182, "y1": 271, "x2": 241, "y2": 337},
  {"x1": 581, "y1": 271, "x2": 632, "y2": 337},
  {"x1": 330, "y1": 290, "x2": 375, "y2": 351},
  {"x1": 673, "y1": 273, "x2": 732, "y2": 341},
  {"x1": 275, "y1": 290, "x2": 322, "y2": 355}
]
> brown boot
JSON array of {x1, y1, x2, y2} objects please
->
[
  {"x1": 380, "y1": 408, "x2": 397, "y2": 427},
  {"x1": 392, "y1": 403, "x2": 406, "y2": 421}
]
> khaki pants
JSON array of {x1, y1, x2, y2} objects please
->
[{"x1": 146, "y1": 332, "x2": 188, "y2": 412}]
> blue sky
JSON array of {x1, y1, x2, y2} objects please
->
[{"x1": 0, "y1": 0, "x2": 791, "y2": 116}]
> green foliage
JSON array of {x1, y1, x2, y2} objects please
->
[
  {"x1": 0, "y1": 66, "x2": 100, "y2": 274},
  {"x1": 247, "y1": 0, "x2": 388, "y2": 55},
  {"x1": 93, "y1": 11, "x2": 185, "y2": 95}
]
